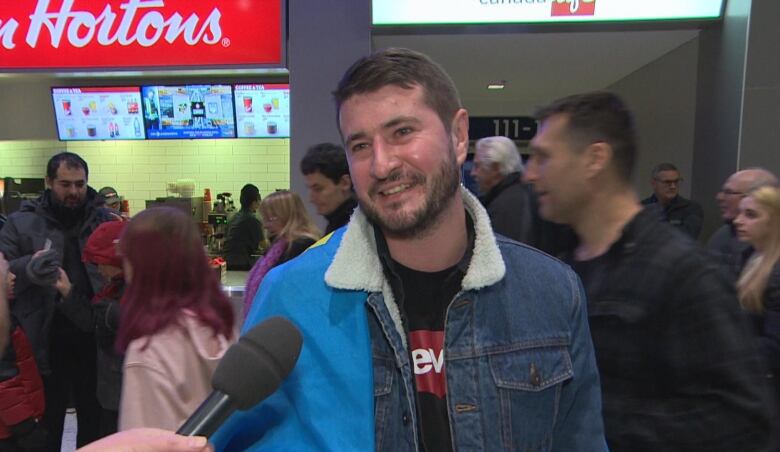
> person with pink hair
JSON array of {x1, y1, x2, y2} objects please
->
[{"x1": 115, "y1": 207, "x2": 236, "y2": 432}]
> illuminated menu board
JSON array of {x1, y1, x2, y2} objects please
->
[
  {"x1": 52, "y1": 87, "x2": 145, "y2": 141},
  {"x1": 142, "y1": 85, "x2": 236, "y2": 139},
  {"x1": 233, "y1": 84, "x2": 290, "y2": 138},
  {"x1": 373, "y1": 0, "x2": 724, "y2": 25}
]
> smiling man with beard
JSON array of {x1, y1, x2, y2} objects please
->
[
  {"x1": 212, "y1": 48, "x2": 606, "y2": 452},
  {"x1": 0, "y1": 152, "x2": 115, "y2": 451}
]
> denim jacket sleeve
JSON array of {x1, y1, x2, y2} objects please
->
[{"x1": 552, "y1": 269, "x2": 608, "y2": 452}]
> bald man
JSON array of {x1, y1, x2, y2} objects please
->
[{"x1": 708, "y1": 168, "x2": 779, "y2": 275}]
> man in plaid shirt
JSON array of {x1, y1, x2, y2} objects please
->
[{"x1": 524, "y1": 91, "x2": 771, "y2": 451}]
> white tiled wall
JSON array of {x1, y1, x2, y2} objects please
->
[{"x1": 0, "y1": 139, "x2": 290, "y2": 214}]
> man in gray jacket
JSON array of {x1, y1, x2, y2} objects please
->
[{"x1": 0, "y1": 152, "x2": 114, "y2": 451}]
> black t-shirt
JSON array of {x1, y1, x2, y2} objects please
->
[
  {"x1": 569, "y1": 251, "x2": 610, "y2": 300},
  {"x1": 394, "y1": 260, "x2": 461, "y2": 452},
  {"x1": 374, "y1": 216, "x2": 474, "y2": 452}
]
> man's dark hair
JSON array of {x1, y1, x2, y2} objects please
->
[
  {"x1": 46, "y1": 152, "x2": 89, "y2": 180},
  {"x1": 300, "y1": 143, "x2": 350, "y2": 184},
  {"x1": 651, "y1": 162, "x2": 679, "y2": 179},
  {"x1": 536, "y1": 91, "x2": 637, "y2": 183},
  {"x1": 333, "y1": 48, "x2": 462, "y2": 133},
  {"x1": 239, "y1": 184, "x2": 261, "y2": 211}
]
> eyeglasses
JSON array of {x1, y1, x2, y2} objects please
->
[{"x1": 655, "y1": 178, "x2": 682, "y2": 187}]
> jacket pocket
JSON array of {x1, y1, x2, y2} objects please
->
[
  {"x1": 489, "y1": 345, "x2": 573, "y2": 451},
  {"x1": 373, "y1": 355, "x2": 393, "y2": 397}
]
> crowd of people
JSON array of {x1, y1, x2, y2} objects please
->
[{"x1": 0, "y1": 47, "x2": 778, "y2": 451}]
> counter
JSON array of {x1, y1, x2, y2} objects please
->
[
  {"x1": 222, "y1": 270, "x2": 248, "y2": 292},
  {"x1": 222, "y1": 270, "x2": 248, "y2": 322}
]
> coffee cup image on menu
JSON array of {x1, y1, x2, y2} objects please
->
[
  {"x1": 82, "y1": 105, "x2": 91, "y2": 116},
  {"x1": 243, "y1": 96, "x2": 253, "y2": 113},
  {"x1": 244, "y1": 122, "x2": 256, "y2": 136},
  {"x1": 86, "y1": 125, "x2": 97, "y2": 137},
  {"x1": 267, "y1": 122, "x2": 277, "y2": 134},
  {"x1": 263, "y1": 103, "x2": 272, "y2": 113},
  {"x1": 61, "y1": 99, "x2": 72, "y2": 115}
]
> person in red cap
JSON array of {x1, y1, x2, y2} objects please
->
[{"x1": 81, "y1": 219, "x2": 127, "y2": 439}]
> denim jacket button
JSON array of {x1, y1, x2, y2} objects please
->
[
  {"x1": 402, "y1": 412, "x2": 410, "y2": 425},
  {"x1": 530, "y1": 362, "x2": 542, "y2": 387}
]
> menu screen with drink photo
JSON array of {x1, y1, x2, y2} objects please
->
[
  {"x1": 233, "y1": 84, "x2": 290, "y2": 138},
  {"x1": 52, "y1": 87, "x2": 146, "y2": 141},
  {"x1": 141, "y1": 85, "x2": 236, "y2": 139}
]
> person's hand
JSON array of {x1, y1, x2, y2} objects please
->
[
  {"x1": 7, "y1": 272, "x2": 15, "y2": 297},
  {"x1": 0, "y1": 253, "x2": 8, "y2": 291},
  {"x1": 54, "y1": 268, "x2": 72, "y2": 299},
  {"x1": 109, "y1": 212, "x2": 130, "y2": 222},
  {"x1": 77, "y1": 429, "x2": 212, "y2": 452}
]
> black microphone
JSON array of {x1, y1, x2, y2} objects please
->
[{"x1": 176, "y1": 316, "x2": 303, "y2": 437}]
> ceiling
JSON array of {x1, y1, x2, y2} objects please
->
[
  {"x1": 0, "y1": 28, "x2": 700, "y2": 118},
  {"x1": 373, "y1": 29, "x2": 699, "y2": 116}
]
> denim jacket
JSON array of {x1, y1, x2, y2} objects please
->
[{"x1": 212, "y1": 188, "x2": 606, "y2": 451}]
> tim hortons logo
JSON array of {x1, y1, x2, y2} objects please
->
[
  {"x1": 551, "y1": 0, "x2": 596, "y2": 16},
  {"x1": 0, "y1": 0, "x2": 222, "y2": 50}
]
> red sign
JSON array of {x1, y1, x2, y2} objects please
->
[
  {"x1": 551, "y1": 0, "x2": 597, "y2": 16},
  {"x1": 0, "y1": 0, "x2": 283, "y2": 69}
]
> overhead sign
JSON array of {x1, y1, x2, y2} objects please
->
[
  {"x1": 373, "y1": 0, "x2": 725, "y2": 26},
  {"x1": 469, "y1": 116, "x2": 536, "y2": 141},
  {"x1": 0, "y1": 0, "x2": 284, "y2": 70}
]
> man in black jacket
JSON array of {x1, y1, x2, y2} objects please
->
[
  {"x1": 224, "y1": 184, "x2": 265, "y2": 270},
  {"x1": 470, "y1": 136, "x2": 533, "y2": 243},
  {"x1": 641, "y1": 162, "x2": 703, "y2": 239},
  {"x1": 300, "y1": 142, "x2": 357, "y2": 234},
  {"x1": 524, "y1": 92, "x2": 771, "y2": 451},
  {"x1": 0, "y1": 152, "x2": 114, "y2": 451}
]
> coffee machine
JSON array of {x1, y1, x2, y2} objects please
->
[
  {"x1": 145, "y1": 196, "x2": 205, "y2": 223},
  {"x1": 205, "y1": 192, "x2": 235, "y2": 255}
]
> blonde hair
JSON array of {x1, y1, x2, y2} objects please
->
[
  {"x1": 737, "y1": 185, "x2": 780, "y2": 312},
  {"x1": 260, "y1": 190, "x2": 321, "y2": 246}
]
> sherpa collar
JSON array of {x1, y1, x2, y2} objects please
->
[{"x1": 324, "y1": 185, "x2": 506, "y2": 300}]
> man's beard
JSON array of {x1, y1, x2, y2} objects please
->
[
  {"x1": 358, "y1": 149, "x2": 461, "y2": 239},
  {"x1": 50, "y1": 193, "x2": 86, "y2": 225}
]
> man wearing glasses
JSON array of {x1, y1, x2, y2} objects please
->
[
  {"x1": 708, "y1": 168, "x2": 778, "y2": 276},
  {"x1": 641, "y1": 162, "x2": 703, "y2": 239}
]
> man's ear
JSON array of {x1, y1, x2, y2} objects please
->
[
  {"x1": 583, "y1": 141, "x2": 612, "y2": 179},
  {"x1": 338, "y1": 174, "x2": 352, "y2": 191},
  {"x1": 450, "y1": 108, "x2": 469, "y2": 166},
  {"x1": 45, "y1": 177, "x2": 53, "y2": 189}
]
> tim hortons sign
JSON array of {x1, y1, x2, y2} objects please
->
[{"x1": 0, "y1": 0, "x2": 283, "y2": 69}]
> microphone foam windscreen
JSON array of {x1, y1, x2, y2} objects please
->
[{"x1": 212, "y1": 316, "x2": 303, "y2": 410}]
